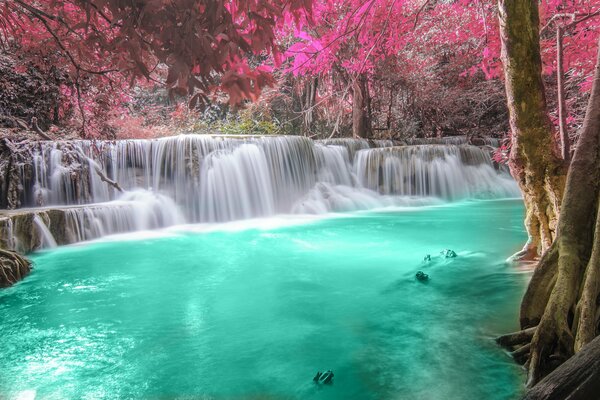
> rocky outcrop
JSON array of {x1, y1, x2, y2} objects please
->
[
  {"x1": 0, "y1": 249, "x2": 31, "y2": 288},
  {"x1": 0, "y1": 138, "x2": 34, "y2": 209},
  {"x1": 0, "y1": 209, "x2": 67, "y2": 253},
  {"x1": 0, "y1": 190, "x2": 184, "y2": 254}
]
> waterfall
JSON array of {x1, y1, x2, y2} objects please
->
[
  {"x1": 404, "y1": 136, "x2": 501, "y2": 147},
  {"x1": 0, "y1": 134, "x2": 519, "y2": 251},
  {"x1": 0, "y1": 190, "x2": 184, "y2": 253},
  {"x1": 63, "y1": 190, "x2": 185, "y2": 243},
  {"x1": 354, "y1": 145, "x2": 518, "y2": 200},
  {"x1": 32, "y1": 215, "x2": 58, "y2": 248}
]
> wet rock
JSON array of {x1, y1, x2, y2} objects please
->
[
  {"x1": 441, "y1": 249, "x2": 457, "y2": 258},
  {"x1": 416, "y1": 271, "x2": 429, "y2": 282},
  {"x1": 313, "y1": 370, "x2": 334, "y2": 385},
  {"x1": 424, "y1": 254, "x2": 431, "y2": 262}
]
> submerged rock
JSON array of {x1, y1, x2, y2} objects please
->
[
  {"x1": 416, "y1": 271, "x2": 429, "y2": 282},
  {"x1": 0, "y1": 249, "x2": 31, "y2": 288},
  {"x1": 424, "y1": 254, "x2": 431, "y2": 262},
  {"x1": 441, "y1": 249, "x2": 457, "y2": 258},
  {"x1": 313, "y1": 370, "x2": 334, "y2": 384}
]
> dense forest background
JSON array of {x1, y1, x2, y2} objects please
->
[{"x1": 0, "y1": 0, "x2": 597, "y2": 151}]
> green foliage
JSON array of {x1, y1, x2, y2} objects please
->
[{"x1": 192, "y1": 110, "x2": 282, "y2": 135}]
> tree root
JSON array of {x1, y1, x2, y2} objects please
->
[
  {"x1": 573, "y1": 195, "x2": 600, "y2": 352},
  {"x1": 31, "y1": 117, "x2": 53, "y2": 140},
  {"x1": 496, "y1": 326, "x2": 537, "y2": 347},
  {"x1": 509, "y1": 239, "x2": 539, "y2": 262},
  {"x1": 510, "y1": 343, "x2": 531, "y2": 364},
  {"x1": 520, "y1": 243, "x2": 559, "y2": 328},
  {"x1": 0, "y1": 249, "x2": 32, "y2": 288}
]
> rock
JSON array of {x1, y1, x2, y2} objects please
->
[
  {"x1": 441, "y1": 249, "x2": 457, "y2": 258},
  {"x1": 424, "y1": 254, "x2": 431, "y2": 262},
  {"x1": 416, "y1": 271, "x2": 429, "y2": 282},
  {"x1": 313, "y1": 370, "x2": 334, "y2": 385},
  {"x1": 0, "y1": 249, "x2": 31, "y2": 288},
  {"x1": 313, "y1": 372, "x2": 322, "y2": 382},
  {"x1": 320, "y1": 370, "x2": 334, "y2": 384}
]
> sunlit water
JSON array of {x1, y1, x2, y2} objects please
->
[{"x1": 1, "y1": 199, "x2": 528, "y2": 399}]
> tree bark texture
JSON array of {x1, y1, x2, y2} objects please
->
[
  {"x1": 352, "y1": 74, "x2": 371, "y2": 138},
  {"x1": 498, "y1": 36, "x2": 600, "y2": 388},
  {"x1": 498, "y1": 0, "x2": 567, "y2": 259}
]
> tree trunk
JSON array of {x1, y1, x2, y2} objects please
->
[
  {"x1": 302, "y1": 77, "x2": 318, "y2": 136},
  {"x1": 500, "y1": 37, "x2": 600, "y2": 387},
  {"x1": 522, "y1": 336, "x2": 600, "y2": 400},
  {"x1": 557, "y1": 25, "x2": 570, "y2": 163},
  {"x1": 352, "y1": 74, "x2": 371, "y2": 138},
  {"x1": 498, "y1": 0, "x2": 567, "y2": 259}
]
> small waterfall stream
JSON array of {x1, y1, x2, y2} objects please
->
[{"x1": 0, "y1": 134, "x2": 519, "y2": 252}]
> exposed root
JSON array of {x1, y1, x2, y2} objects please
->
[
  {"x1": 520, "y1": 243, "x2": 559, "y2": 328},
  {"x1": 31, "y1": 117, "x2": 52, "y2": 141},
  {"x1": 496, "y1": 326, "x2": 537, "y2": 347},
  {"x1": 510, "y1": 343, "x2": 531, "y2": 364},
  {"x1": 0, "y1": 249, "x2": 31, "y2": 288},
  {"x1": 509, "y1": 239, "x2": 539, "y2": 262},
  {"x1": 573, "y1": 196, "x2": 600, "y2": 352}
]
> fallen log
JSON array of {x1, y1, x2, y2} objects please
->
[
  {"x1": 522, "y1": 335, "x2": 600, "y2": 400},
  {"x1": 94, "y1": 166, "x2": 123, "y2": 193}
]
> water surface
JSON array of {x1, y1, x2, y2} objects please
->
[{"x1": 1, "y1": 200, "x2": 528, "y2": 399}]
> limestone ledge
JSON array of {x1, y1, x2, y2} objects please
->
[{"x1": 0, "y1": 203, "x2": 134, "y2": 254}]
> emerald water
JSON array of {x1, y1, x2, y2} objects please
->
[{"x1": 1, "y1": 199, "x2": 528, "y2": 399}]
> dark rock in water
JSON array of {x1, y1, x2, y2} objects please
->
[
  {"x1": 321, "y1": 370, "x2": 334, "y2": 384},
  {"x1": 441, "y1": 249, "x2": 457, "y2": 258},
  {"x1": 313, "y1": 370, "x2": 334, "y2": 384},
  {"x1": 416, "y1": 271, "x2": 429, "y2": 282},
  {"x1": 424, "y1": 254, "x2": 431, "y2": 262}
]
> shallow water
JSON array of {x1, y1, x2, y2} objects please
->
[{"x1": 1, "y1": 199, "x2": 528, "y2": 399}]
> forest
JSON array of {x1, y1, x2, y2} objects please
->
[{"x1": 1, "y1": 1, "x2": 600, "y2": 399}]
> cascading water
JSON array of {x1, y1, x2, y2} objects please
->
[
  {"x1": 0, "y1": 134, "x2": 519, "y2": 251},
  {"x1": 354, "y1": 145, "x2": 518, "y2": 200},
  {"x1": 404, "y1": 135, "x2": 501, "y2": 147}
]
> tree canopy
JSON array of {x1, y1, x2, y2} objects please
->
[{"x1": 0, "y1": 0, "x2": 599, "y2": 139}]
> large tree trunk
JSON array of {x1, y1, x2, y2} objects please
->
[
  {"x1": 522, "y1": 336, "x2": 600, "y2": 400},
  {"x1": 498, "y1": 0, "x2": 567, "y2": 259},
  {"x1": 352, "y1": 74, "x2": 371, "y2": 138},
  {"x1": 499, "y1": 37, "x2": 600, "y2": 387}
]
